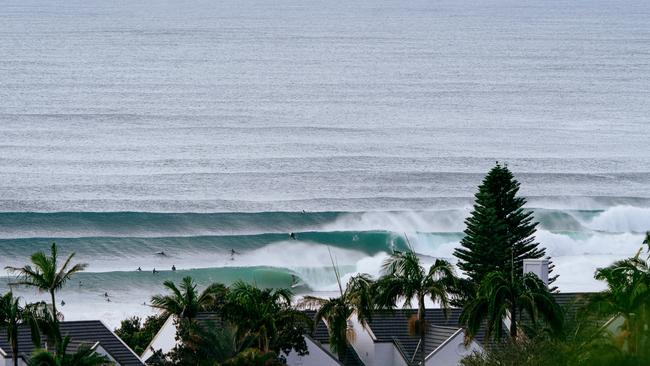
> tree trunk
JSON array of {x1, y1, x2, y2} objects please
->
[
  {"x1": 338, "y1": 326, "x2": 346, "y2": 362},
  {"x1": 11, "y1": 336, "x2": 18, "y2": 366},
  {"x1": 419, "y1": 294, "x2": 426, "y2": 366},
  {"x1": 50, "y1": 290, "x2": 57, "y2": 323},
  {"x1": 50, "y1": 290, "x2": 60, "y2": 350}
]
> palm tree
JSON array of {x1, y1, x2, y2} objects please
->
[
  {"x1": 225, "y1": 281, "x2": 308, "y2": 354},
  {"x1": 374, "y1": 250, "x2": 457, "y2": 365},
  {"x1": 5, "y1": 243, "x2": 87, "y2": 324},
  {"x1": 460, "y1": 271, "x2": 563, "y2": 343},
  {"x1": 299, "y1": 273, "x2": 375, "y2": 361},
  {"x1": 0, "y1": 292, "x2": 24, "y2": 366},
  {"x1": 588, "y1": 253, "x2": 650, "y2": 356},
  {"x1": 29, "y1": 335, "x2": 109, "y2": 366},
  {"x1": 24, "y1": 301, "x2": 62, "y2": 351},
  {"x1": 168, "y1": 320, "x2": 254, "y2": 365},
  {"x1": 150, "y1": 277, "x2": 226, "y2": 322}
]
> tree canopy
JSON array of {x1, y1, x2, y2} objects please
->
[{"x1": 454, "y1": 164, "x2": 550, "y2": 289}]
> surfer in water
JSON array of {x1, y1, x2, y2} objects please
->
[
  {"x1": 156, "y1": 251, "x2": 166, "y2": 256},
  {"x1": 137, "y1": 267, "x2": 142, "y2": 271},
  {"x1": 230, "y1": 248, "x2": 240, "y2": 260},
  {"x1": 289, "y1": 232, "x2": 296, "y2": 240},
  {"x1": 104, "y1": 292, "x2": 109, "y2": 298},
  {"x1": 153, "y1": 268, "x2": 158, "y2": 274},
  {"x1": 171, "y1": 265, "x2": 176, "y2": 271}
]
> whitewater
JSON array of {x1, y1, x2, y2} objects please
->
[{"x1": 1, "y1": 0, "x2": 650, "y2": 327}]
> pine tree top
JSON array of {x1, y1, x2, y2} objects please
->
[{"x1": 454, "y1": 164, "x2": 548, "y2": 284}]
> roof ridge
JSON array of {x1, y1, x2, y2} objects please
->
[{"x1": 429, "y1": 324, "x2": 460, "y2": 330}]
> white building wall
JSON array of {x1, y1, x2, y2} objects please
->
[
  {"x1": 372, "y1": 342, "x2": 409, "y2": 366},
  {"x1": 425, "y1": 330, "x2": 482, "y2": 366},
  {"x1": 373, "y1": 343, "x2": 392, "y2": 366},
  {"x1": 1, "y1": 357, "x2": 27, "y2": 366},
  {"x1": 349, "y1": 316, "x2": 376, "y2": 366},
  {"x1": 93, "y1": 345, "x2": 119, "y2": 365},
  {"x1": 285, "y1": 336, "x2": 340, "y2": 366},
  {"x1": 141, "y1": 315, "x2": 177, "y2": 361},
  {"x1": 1, "y1": 353, "x2": 28, "y2": 366}
]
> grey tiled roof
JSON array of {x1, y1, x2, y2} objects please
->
[
  {"x1": 0, "y1": 320, "x2": 144, "y2": 366},
  {"x1": 195, "y1": 312, "x2": 223, "y2": 327},
  {"x1": 367, "y1": 308, "x2": 470, "y2": 363},
  {"x1": 303, "y1": 309, "x2": 332, "y2": 343},
  {"x1": 553, "y1": 292, "x2": 591, "y2": 320},
  {"x1": 303, "y1": 310, "x2": 365, "y2": 366},
  {"x1": 424, "y1": 325, "x2": 460, "y2": 355},
  {"x1": 519, "y1": 292, "x2": 593, "y2": 336}
]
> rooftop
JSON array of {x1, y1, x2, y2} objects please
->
[{"x1": 0, "y1": 320, "x2": 144, "y2": 366}]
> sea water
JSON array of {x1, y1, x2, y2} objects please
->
[{"x1": 1, "y1": 0, "x2": 650, "y2": 326}]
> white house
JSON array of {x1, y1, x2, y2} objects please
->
[{"x1": 286, "y1": 308, "x2": 482, "y2": 366}]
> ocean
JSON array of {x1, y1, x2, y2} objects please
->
[{"x1": 1, "y1": 0, "x2": 649, "y2": 327}]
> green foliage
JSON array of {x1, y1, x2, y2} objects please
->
[
  {"x1": 223, "y1": 281, "x2": 309, "y2": 357},
  {"x1": 24, "y1": 301, "x2": 62, "y2": 350},
  {"x1": 22, "y1": 300, "x2": 109, "y2": 366},
  {"x1": 5, "y1": 242, "x2": 87, "y2": 329},
  {"x1": 221, "y1": 348, "x2": 284, "y2": 366},
  {"x1": 460, "y1": 271, "x2": 562, "y2": 342},
  {"x1": 462, "y1": 240, "x2": 650, "y2": 365},
  {"x1": 28, "y1": 335, "x2": 110, "y2": 366},
  {"x1": 586, "y1": 250, "x2": 650, "y2": 358},
  {"x1": 163, "y1": 320, "x2": 252, "y2": 366},
  {"x1": 150, "y1": 277, "x2": 228, "y2": 322},
  {"x1": 375, "y1": 251, "x2": 457, "y2": 365},
  {"x1": 0, "y1": 292, "x2": 24, "y2": 366},
  {"x1": 454, "y1": 164, "x2": 549, "y2": 294},
  {"x1": 460, "y1": 337, "x2": 572, "y2": 366},
  {"x1": 114, "y1": 315, "x2": 166, "y2": 356},
  {"x1": 300, "y1": 274, "x2": 375, "y2": 361},
  {"x1": 461, "y1": 317, "x2": 650, "y2": 366},
  {"x1": 148, "y1": 278, "x2": 308, "y2": 364}
]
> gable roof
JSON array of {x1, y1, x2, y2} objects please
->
[
  {"x1": 553, "y1": 292, "x2": 591, "y2": 320},
  {"x1": 367, "y1": 308, "x2": 474, "y2": 363},
  {"x1": 303, "y1": 310, "x2": 365, "y2": 366},
  {"x1": 303, "y1": 310, "x2": 330, "y2": 343},
  {"x1": 424, "y1": 325, "x2": 462, "y2": 356},
  {"x1": 518, "y1": 292, "x2": 594, "y2": 337},
  {"x1": 0, "y1": 320, "x2": 144, "y2": 366}
]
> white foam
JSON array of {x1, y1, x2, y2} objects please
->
[
  {"x1": 321, "y1": 210, "x2": 470, "y2": 233},
  {"x1": 537, "y1": 230, "x2": 644, "y2": 257},
  {"x1": 585, "y1": 206, "x2": 650, "y2": 233}
]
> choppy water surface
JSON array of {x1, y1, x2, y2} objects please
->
[{"x1": 1, "y1": 0, "x2": 650, "y2": 326}]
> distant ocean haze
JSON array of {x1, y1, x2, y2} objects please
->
[{"x1": 0, "y1": 0, "x2": 649, "y2": 326}]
